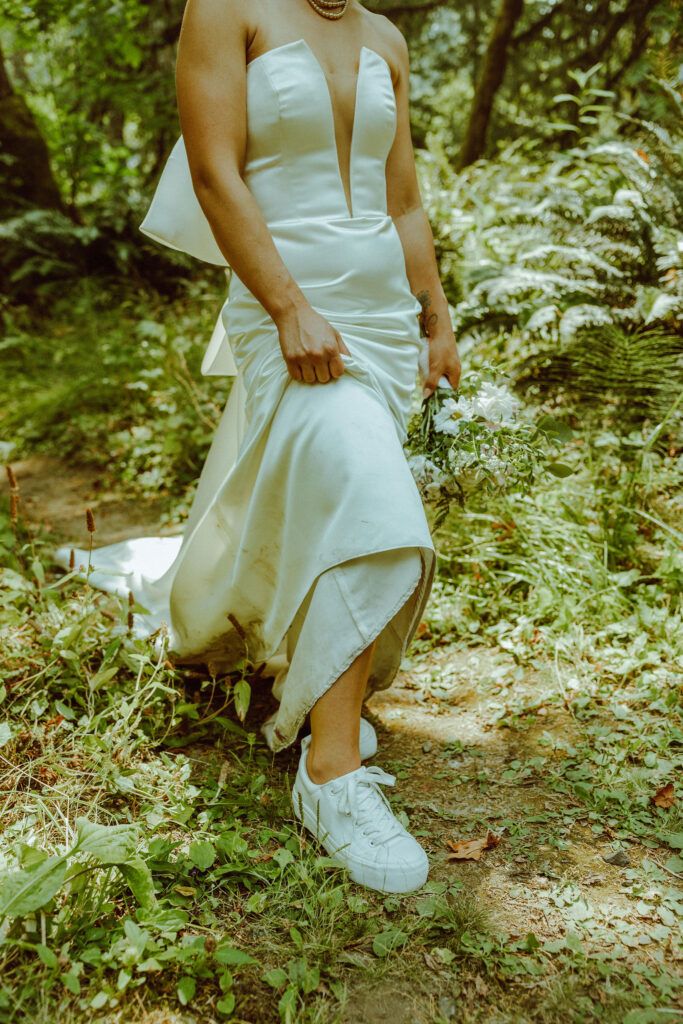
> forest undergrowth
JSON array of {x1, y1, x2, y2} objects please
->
[{"x1": 1, "y1": 117, "x2": 683, "y2": 1023}]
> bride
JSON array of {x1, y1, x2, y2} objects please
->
[{"x1": 57, "y1": 0, "x2": 461, "y2": 893}]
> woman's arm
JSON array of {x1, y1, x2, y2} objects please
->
[
  {"x1": 176, "y1": 0, "x2": 349, "y2": 384},
  {"x1": 383, "y1": 26, "x2": 461, "y2": 397}
]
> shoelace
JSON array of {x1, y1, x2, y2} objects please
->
[{"x1": 330, "y1": 766, "x2": 406, "y2": 845}]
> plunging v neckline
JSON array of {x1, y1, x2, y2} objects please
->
[{"x1": 247, "y1": 39, "x2": 388, "y2": 220}]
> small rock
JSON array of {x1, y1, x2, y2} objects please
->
[
  {"x1": 603, "y1": 847, "x2": 631, "y2": 867},
  {"x1": 422, "y1": 741, "x2": 432, "y2": 753},
  {"x1": 438, "y1": 995, "x2": 457, "y2": 1020}
]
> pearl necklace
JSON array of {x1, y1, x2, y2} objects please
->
[{"x1": 306, "y1": 0, "x2": 348, "y2": 19}]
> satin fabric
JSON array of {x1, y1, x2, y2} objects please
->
[{"x1": 55, "y1": 38, "x2": 436, "y2": 750}]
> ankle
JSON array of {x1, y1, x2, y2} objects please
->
[{"x1": 306, "y1": 746, "x2": 361, "y2": 786}]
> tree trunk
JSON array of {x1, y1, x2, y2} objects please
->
[
  {"x1": 457, "y1": 0, "x2": 525, "y2": 170},
  {"x1": 0, "y1": 41, "x2": 65, "y2": 216}
]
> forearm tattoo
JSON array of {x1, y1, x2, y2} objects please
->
[{"x1": 416, "y1": 289, "x2": 438, "y2": 339}]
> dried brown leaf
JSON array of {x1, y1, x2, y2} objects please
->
[
  {"x1": 650, "y1": 781, "x2": 676, "y2": 809},
  {"x1": 446, "y1": 831, "x2": 501, "y2": 861}
]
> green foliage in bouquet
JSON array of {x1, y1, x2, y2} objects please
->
[{"x1": 404, "y1": 363, "x2": 573, "y2": 526}]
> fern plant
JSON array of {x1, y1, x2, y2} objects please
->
[{"x1": 419, "y1": 79, "x2": 683, "y2": 428}]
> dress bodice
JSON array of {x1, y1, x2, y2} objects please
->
[
  {"x1": 139, "y1": 39, "x2": 398, "y2": 265},
  {"x1": 243, "y1": 39, "x2": 396, "y2": 223}
]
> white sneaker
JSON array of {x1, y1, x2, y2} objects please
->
[
  {"x1": 292, "y1": 741, "x2": 429, "y2": 894},
  {"x1": 300, "y1": 717, "x2": 377, "y2": 759},
  {"x1": 358, "y1": 717, "x2": 378, "y2": 760}
]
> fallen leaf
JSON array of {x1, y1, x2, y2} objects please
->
[
  {"x1": 172, "y1": 885, "x2": 197, "y2": 897},
  {"x1": 446, "y1": 831, "x2": 501, "y2": 861},
  {"x1": 416, "y1": 621, "x2": 432, "y2": 639},
  {"x1": 650, "y1": 782, "x2": 676, "y2": 809}
]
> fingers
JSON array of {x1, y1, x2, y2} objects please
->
[
  {"x1": 291, "y1": 335, "x2": 347, "y2": 384},
  {"x1": 282, "y1": 321, "x2": 349, "y2": 384},
  {"x1": 423, "y1": 371, "x2": 441, "y2": 399}
]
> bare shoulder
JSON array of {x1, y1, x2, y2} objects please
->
[
  {"x1": 178, "y1": 0, "x2": 252, "y2": 51},
  {"x1": 361, "y1": 8, "x2": 410, "y2": 84}
]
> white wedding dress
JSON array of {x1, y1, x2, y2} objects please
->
[{"x1": 55, "y1": 38, "x2": 436, "y2": 751}]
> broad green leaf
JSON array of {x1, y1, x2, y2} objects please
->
[
  {"x1": 372, "y1": 929, "x2": 408, "y2": 957},
  {"x1": 88, "y1": 666, "x2": 119, "y2": 691},
  {"x1": 188, "y1": 840, "x2": 216, "y2": 872},
  {"x1": 217, "y1": 993, "x2": 236, "y2": 1016},
  {"x1": 36, "y1": 944, "x2": 58, "y2": 968},
  {"x1": 263, "y1": 967, "x2": 288, "y2": 988},
  {"x1": 536, "y1": 415, "x2": 573, "y2": 444},
  {"x1": 273, "y1": 848, "x2": 295, "y2": 870},
  {"x1": 0, "y1": 857, "x2": 67, "y2": 918},
  {"x1": 123, "y1": 918, "x2": 148, "y2": 960},
  {"x1": 61, "y1": 971, "x2": 81, "y2": 995},
  {"x1": 0, "y1": 723, "x2": 11, "y2": 748},
  {"x1": 118, "y1": 858, "x2": 157, "y2": 910},
  {"x1": 233, "y1": 679, "x2": 251, "y2": 722},
  {"x1": 73, "y1": 818, "x2": 138, "y2": 864},
  {"x1": 215, "y1": 946, "x2": 257, "y2": 966},
  {"x1": 546, "y1": 461, "x2": 574, "y2": 478},
  {"x1": 19, "y1": 845, "x2": 48, "y2": 871},
  {"x1": 177, "y1": 976, "x2": 196, "y2": 1005}
]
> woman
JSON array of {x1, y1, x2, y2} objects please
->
[{"x1": 56, "y1": 0, "x2": 461, "y2": 893}]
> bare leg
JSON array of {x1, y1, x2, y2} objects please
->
[{"x1": 306, "y1": 637, "x2": 378, "y2": 785}]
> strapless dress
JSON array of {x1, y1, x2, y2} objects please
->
[{"x1": 55, "y1": 38, "x2": 436, "y2": 751}]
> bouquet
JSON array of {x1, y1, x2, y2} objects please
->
[{"x1": 404, "y1": 360, "x2": 572, "y2": 525}]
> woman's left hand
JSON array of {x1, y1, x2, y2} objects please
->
[{"x1": 422, "y1": 331, "x2": 462, "y2": 398}]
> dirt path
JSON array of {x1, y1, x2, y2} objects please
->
[{"x1": 1, "y1": 455, "x2": 180, "y2": 546}]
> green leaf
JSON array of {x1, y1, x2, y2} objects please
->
[
  {"x1": 118, "y1": 858, "x2": 157, "y2": 910},
  {"x1": 88, "y1": 666, "x2": 119, "y2": 691},
  {"x1": 188, "y1": 840, "x2": 216, "y2": 872},
  {"x1": 0, "y1": 723, "x2": 11, "y2": 748},
  {"x1": 273, "y1": 848, "x2": 295, "y2": 870},
  {"x1": 546, "y1": 461, "x2": 574, "y2": 478},
  {"x1": 73, "y1": 818, "x2": 138, "y2": 864},
  {"x1": 36, "y1": 944, "x2": 58, "y2": 969},
  {"x1": 536, "y1": 415, "x2": 573, "y2": 444},
  {"x1": 19, "y1": 845, "x2": 48, "y2": 871},
  {"x1": 61, "y1": 971, "x2": 81, "y2": 995},
  {"x1": 373, "y1": 929, "x2": 408, "y2": 957},
  {"x1": 215, "y1": 946, "x2": 257, "y2": 966},
  {"x1": 233, "y1": 679, "x2": 251, "y2": 722},
  {"x1": 661, "y1": 833, "x2": 683, "y2": 849},
  {"x1": 217, "y1": 993, "x2": 236, "y2": 1016},
  {"x1": 177, "y1": 976, "x2": 196, "y2": 1005},
  {"x1": 123, "y1": 918, "x2": 148, "y2": 960},
  {"x1": 552, "y1": 93, "x2": 581, "y2": 105},
  {"x1": 0, "y1": 857, "x2": 67, "y2": 918},
  {"x1": 264, "y1": 967, "x2": 288, "y2": 989}
]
